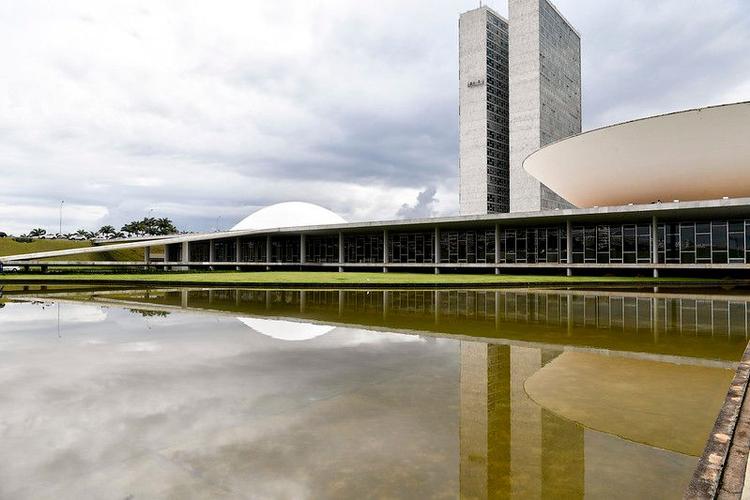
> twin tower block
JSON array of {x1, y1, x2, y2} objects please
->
[{"x1": 459, "y1": 0, "x2": 581, "y2": 215}]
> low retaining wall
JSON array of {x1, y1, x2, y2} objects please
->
[{"x1": 686, "y1": 342, "x2": 750, "y2": 499}]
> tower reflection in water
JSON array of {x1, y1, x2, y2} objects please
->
[
  {"x1": 40, "y1": 287, "x2": 748, "y2": 498},
  {"x1": 459, "y1": 343, "x2": 584, "y2": 499}
]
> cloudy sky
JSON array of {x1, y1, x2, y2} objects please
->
[{"x1": 1, "y1": 0, "x2": 749, "y2": 234}]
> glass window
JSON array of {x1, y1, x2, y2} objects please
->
[
  {"x1": 610, "y1": 226, "x2": 623, "y2": 261},
  {"x1": 637, "y1": 225, "x2": 651, "y2": 262},
  {"x1": 729, "y1": 232, "x2": 744, "y2": 261},
  {"x1": 597, "y1": 225, "x2": 609, "y2": 263},
  {"x1": 585, "y1": 227, "x2": 596, "y2": 262},
  {"x1": 712, "y1": 222, "x2": 728, "y2": 252},
  {"x1": 680, "y1": 224, "x2": 695, "y2": 252},
  {"x1": 696, "y1": 233, "x2": 711, "y2": 262}
]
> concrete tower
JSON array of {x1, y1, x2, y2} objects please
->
[
  {"x1": 459, "y1": 6, "x2": 510, "y2": 215},
  {"x1": 509, "y1": 0, "x2": 581, "y2": 212}
]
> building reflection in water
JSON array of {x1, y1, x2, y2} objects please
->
[
  {"x1": 459, "y1": 343, "x2": 584, "y2": 499},
  {"x1": 125, "y1": 288, "x2": 750, "y2": 351},
  {"x1": 14, "y1": 286, "x2": 746, "y2": 498}
]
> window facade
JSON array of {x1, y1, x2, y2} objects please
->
[
  {"x1": 439, "y1": 228, "x2": 496, "y2": 264},
  {"x1": 174, "y1": 218, "x2": 748, "y2": 267},
  {"x1": 658, "y1": 220, "x2": 749, "y2": 265},
  {"x1": 570, "y1": 224, "x2": 651, "y2": 264},
  {"x1": 188, "y1": 241, "x2": 210, "y2": 262},
  {"x1": 213, "y1": 238, "x2": 236, "y2": 263},
  {"x1": 498, "y1": 226, "x2": 567, "y2": 264},
  {"x1": 239, "y1": 237, "x2": 267, "y2": 263},
  {"x1": 388, "y1": 231, "x2": 434, "y2": 264},
  {"x1": 344, "y1": 233, "x2": 384, "y2": 264},
  {"x1": 270, "y1": 236, "x2": 300, "y2": 263},
  {"x1": 166, "y1": 244, "x2": 182, "y2": 262},
  {"x1": 485, "y1": 11, "x2": 509, "y2": 213},
  {"x1": 306, "y1": 235, "x2": 339, "y2": 263}
]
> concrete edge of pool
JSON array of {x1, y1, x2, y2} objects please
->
[{"x1": 686, "y1": 342, "x2": 750, "y2": 499}]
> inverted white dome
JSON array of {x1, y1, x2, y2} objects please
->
[
  {"x1": 237, "y1": 317, "x2": 335, "y2": 341},
  {"x1": 231, "y1": 201, "x2": 346, "y2": 231}
]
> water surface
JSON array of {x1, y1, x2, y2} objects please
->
[{"x1": 0, "y1": 287, "x2": 747, "y2": 499}]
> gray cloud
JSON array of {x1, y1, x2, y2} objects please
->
[
  {"x1": 397, "y1": 186, "x2": 439, "y2": 219},
  {"x1": 0, "y1": 0, "x2": 748, "y2": 234}
]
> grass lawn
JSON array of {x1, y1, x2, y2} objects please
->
[
  {"x1": 0, "y1": 237, "x2": 145, "y2": 262},
  {"x1": 0, "y1": 271, "x2": 715, "y2": 287}
]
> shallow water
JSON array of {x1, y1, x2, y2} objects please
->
[{"x1": 0, "y1": 287, "x2": 747, "y2": 499}]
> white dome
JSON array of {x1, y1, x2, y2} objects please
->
[
  {"x1": 237, "y1": 317, "x2": 335, "y2": 341},
  {"x1": 231, "y1": 201, "x2": 346, "y2": 231}
]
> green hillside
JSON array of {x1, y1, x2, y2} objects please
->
[{"x1": 0, "y1": 238, "x2": 145, "y2": 262}]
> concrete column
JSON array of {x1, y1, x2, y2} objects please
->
[
  {"x1": 265, "y1": 235, "x2": 271, "y2": 271},
  {"x1": 566, "y1": 219, "x2": 573, "y2": 276},
  {"x1": 383, "y1": 229, "x2": 389, "y2": 273},
  {"x1": 434, "y1": 226, "x2": 441, "y2": 274},
  {"x1": 300, "y1": 234, "x2": 306, "y2": 265},
  {"x1": 338, "y1": 232, "x2": 344, "y2": 272},
  {"x1": 652, "y1": 215, "x2": 659, "y2": 278},
  {"x1": 235, "y1": 237, "x2": 241, "y2": 271},
  {"x1": 495, "y1": 224, "x2": 501, "y2": 275},
  {"x1": 180, "y1": 241, "x2": 189, "y2": 271},
  {"x1": 209, "y1": 240, "x2": 215, "y2": 267},
  {"x1": 144, "y1": 247, "x2": 151, "y2": 265}
]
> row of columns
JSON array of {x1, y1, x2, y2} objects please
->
[{"x1": 169, "y1": 217, "x2": 662, "y2": 277}]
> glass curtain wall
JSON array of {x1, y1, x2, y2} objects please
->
[
  {"x1": 344, "y1": 233, "x2": 384, "y2": 264},
  {"x1": 659, "y1": 220, "x2": 748, "y2": 265},
  {"x1": 239, "y1": 237, "x2": 267, "y2": 263},
  {"x1": 270, "y1": 236, "x2": 300, "y2": 263},
  {"x1": 439, "y1": 228, "x2": 496, "y2": 264},
  {"x1": 306, "y1": 235, "x2": 339, "y2": 263},
  {"x1": 213, "y1": 238, "x2": 237, "y2": 263},
  {"x1": 188, "y1": 241, "x2": 210, "y2": 262},
  {"x1": 388, "y1": 231, "x2": 434, "y2": 264},
  {"x1": 570, "y1": 224, "x2": 651, "y2": 264},
  {"x1": 166, "y1": 244, "x2": 182, "y2": 262},
  {"x1": 497, "y1": 226, "x2": 567, "y2": 264}
]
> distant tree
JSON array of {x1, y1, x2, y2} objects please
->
[
  {"x1": 97, "y1": 225, "x2": 117, "y2": 239},
  {"x1": 29, "y1": 228, "x2": 47, "y2": 237},
  {"x1": 121, "y1": 217, "x2": 178, "y2": 237},
  {"x1": 0, "y1": 232, "x2": 7, "y2": 238},
  {"x1": 75, "y1": 229, "x2": 95, "y2": 239}
]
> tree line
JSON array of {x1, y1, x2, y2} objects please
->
[{"x1": 6, "y1": 217, "x2": 179, "y2": 241}]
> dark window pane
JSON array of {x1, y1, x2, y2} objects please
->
[
  {"x1": 623, "y1": 226, "x2": 636, "y2": 253},
  {"x1": 730, "y1": 233, "x2": 744, "y2": 260},
  {"x1": 680, "y1": 225, "x2": 695, "y2": 252},
  {"x1": 712, "y1": 223, "x2": 728, "y2": 252},
  {"x1": 696, "y1": 234, "x2": 711, "y2": 261}
]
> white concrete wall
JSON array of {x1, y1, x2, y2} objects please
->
[
  {"x1": 509, "y1": 0, "x2": 543, "y2": 213},
  {"x1": 510, "y1": 0, "x2": 580, "y2": 213}
]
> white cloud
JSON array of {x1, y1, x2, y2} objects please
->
[{"x1": 0, "y1": 0, "x2": 748, "y2": 234}]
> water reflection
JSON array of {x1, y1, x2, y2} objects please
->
[
  {"x1": 40, "y1": 287, "x2": 750, "y2": 362},
  {"x1": 0, "y1": 288, "x2": 745, "y2": 498}
]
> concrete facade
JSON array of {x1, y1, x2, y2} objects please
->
[
  {"x1": 509, "y1": 0, "x2": 581, "y2": 213},
  {"x1": 459, "y1": 7, "x2": 510, "y2": 216}
]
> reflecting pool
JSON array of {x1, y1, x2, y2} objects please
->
[{"x1": 0, "y1": 287, "x2": 747, "y2": 499}]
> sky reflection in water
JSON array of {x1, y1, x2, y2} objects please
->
[{"x1": 0, "y1": 287, "x2": 747, "y2": 499}]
